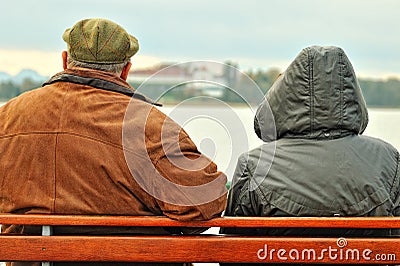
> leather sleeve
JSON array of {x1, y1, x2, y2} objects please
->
[{"x1": 154, "y1": 135, "x2": 227, "y2": 222}]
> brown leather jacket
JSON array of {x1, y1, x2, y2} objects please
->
[{"x1": 0, "y1": 68, "x2": 227, "y2": 238}]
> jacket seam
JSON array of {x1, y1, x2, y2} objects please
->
[
  {"x1": 307, "y1": 48, "x2": 315, "y2": 137},
  {"x1": 0, "y1": 131, "x2": 147, "y2": 158},
  {"x1": 389, "y1": 151, "x2": 400, "y2": 206},
  {"x1": 338, "y1": 51, "x2": 344, "y2": 135},
  {"x1": 53, "y1": 85, "x2": 69, "y2": 212},
  {"x1": 53, "y1": 133, "x2": 58, "y2": 212}
]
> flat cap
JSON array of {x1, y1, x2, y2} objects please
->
[{"x1": 63, "y1": 18, "x2": 139, "y2": 64}]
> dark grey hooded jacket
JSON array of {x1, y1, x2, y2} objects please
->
[{"x1": 222, "y1": 46, "x2": 400, "y2": 237}]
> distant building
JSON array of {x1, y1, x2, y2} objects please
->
[{"x1": 128, "y1": 62, "x2": 239, "y2": 103}]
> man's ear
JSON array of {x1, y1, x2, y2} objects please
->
[
  {"x1": 120, "y1": 62, "x2": 132, "y2": 81},
  {"x1": 62, "y1": 51, "x2": 68, "y2": 70}
]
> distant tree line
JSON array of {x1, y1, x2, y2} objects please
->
[
  {"x1": 1, "y1": 72, "x2": 400, "y2": 108},
  {"x1": 359, "y1": 78, "x2": 400, "y2": 107},
  {"x1": 239, "y1": 69, "x2": 400, "y2": 108},
  {"x1": 0, "y1": 78, "x2": 42, "y2": 101}
]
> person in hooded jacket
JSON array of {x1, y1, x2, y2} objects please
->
[{"x1": 221, "y1": 46, "x2": 400, "y2": 248}]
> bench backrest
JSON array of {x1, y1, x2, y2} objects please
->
[{"x1": 1, "y1": 214, "x2": 400, "y2": 264}]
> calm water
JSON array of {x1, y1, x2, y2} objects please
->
[
  {"x1": 161, "y1": 105, "x2": 400, "y2": 179},
  {"x1": 0, "y1": 102, "x2": 399, "y2": 266}
]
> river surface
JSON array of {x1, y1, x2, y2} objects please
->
[
  {"x1": 161, "y1": 105, "x2": 400, "y2": 178},
  {"x1": 0, "y1": 102, "x2": 399, "y2": 265}
]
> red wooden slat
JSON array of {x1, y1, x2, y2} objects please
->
[
  {"x1": 0, "y1": 235, "x2": 399, "y2": 264},
  {"x1": 1, "y1": 214, "x2": 400, "y2": 228}
]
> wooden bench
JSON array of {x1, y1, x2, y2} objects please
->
[{"x1": 1, "y1": 214, "x2": 400, "y2": 264}]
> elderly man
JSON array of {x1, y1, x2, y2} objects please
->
[{"x1": 0, "y1": 18, "x2": 227, "y2": 266}]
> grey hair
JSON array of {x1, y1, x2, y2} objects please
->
[{"x1": 67, "y1": 55, "x2": 130, "y2": 74}]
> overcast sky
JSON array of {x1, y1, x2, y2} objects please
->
[{"x1": 0, "y1": 0, "x2": 399, "y2": 78}]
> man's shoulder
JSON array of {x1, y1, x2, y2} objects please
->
[{"x1": 1, "y1": 86, "x2": 47, "y2": 109}]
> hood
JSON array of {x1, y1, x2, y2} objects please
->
[{"x1": 255, "y1": 46, "x2": 369, "y2": 142}]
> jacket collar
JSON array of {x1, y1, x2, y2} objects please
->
[{"x1": 43, "y1": 68, "x2": 161, "y2": 106}]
